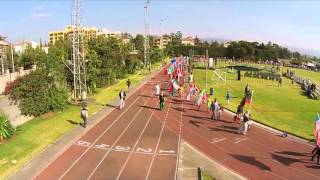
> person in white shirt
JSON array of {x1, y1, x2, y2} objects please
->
[
  {"x1": 119, "y1": 90, "x2": 126, "y2": 110},
  {"x1": 155, "y1": 83, "x2": 160, "y2": 96},
  {"x1": 81, "y1": 105, "x2": 88, "y2": 128}
]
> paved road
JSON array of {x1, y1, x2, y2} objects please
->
[{"x1": 35, "y1": 67, "x2": 320, "y2": 180}]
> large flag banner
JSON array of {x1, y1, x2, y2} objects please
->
[
  {"x1": 167, "y1": 66, "x2": 174, "y2": 75},
  {"x1": 245, "y1": 93, "x2": 252, "y2": 105},
  {"x1": 315, "y1": 113, "x2": 320, "y2": 146},
  {"x1": 172, "y1": 80, "x2": 180, "y2": 90}
]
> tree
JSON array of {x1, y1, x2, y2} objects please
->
[{"x1": 19, "y1": 45, "x2": 46, "y2": 69}]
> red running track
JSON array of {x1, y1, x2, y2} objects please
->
[{"x1": 35, "y1": 67, "x2": 320, "y2": 180}]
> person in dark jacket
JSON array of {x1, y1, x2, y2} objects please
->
[
  {"x1": 159, "y1": 92, "x2": 165, "y2": 110},
  {"x1": 311, "y1": 144, "x2": 320, "y2": 165}
]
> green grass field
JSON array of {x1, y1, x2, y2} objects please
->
[
  {"x1": 0, "y1": 62, "x2": 163, "y2": 179},
  {"x1": 193, "y1": 66, "x2": 319, "y2": 141}
]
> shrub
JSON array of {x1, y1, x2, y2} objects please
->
[
  {"x1": 10, "y1": 69, "x2": 68, "y2": 117},
  {"x1": 3, "y1": 79, "x2": 21, "y2": 95},
  {"x1": 0, "y1": 113, "x2": 15, "y2": 141}
]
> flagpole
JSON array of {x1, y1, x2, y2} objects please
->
[{"x1": 250, "y1": 89, "x2": 253, "y2": 113}]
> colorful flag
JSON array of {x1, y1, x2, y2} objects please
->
[
  {"x1": 245, "y1": 93, "x2": 252, "y2": 105},
  {"x1": 315, "y1": 113, "x2": 320, "y2": 146},
  {"x1": 167, "y1": 66, "x2": 174, "y2": 75}
]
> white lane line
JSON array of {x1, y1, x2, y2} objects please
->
[
  {"x1": 159, "y1": 149, "x2": 176, "y2": 154},
  {"x1": 115, "y1": 99, "x2": 158, "y2": 180},
  {"x1": 57, "y1": 93, "x2": 143, "y2": 180},
  {"x1": 145, "y1": 97, "x2": 172, "y2": 180},
  {"x1": 87, "y1": 82, "x2": 157, "y2": 180},
  {"x1": 174, "y1": 99, "x2": 183, "y2": 180},
  {"x1": 234, "y1": 137, "x2": 248, "y2": 144},
  {"x1": 210, "y1": 137, "x2": 226, "y2": 144},
  {"x1": 115, "y1": 76, "x2": 168, "y2": 180}
]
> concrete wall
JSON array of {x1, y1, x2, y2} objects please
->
[
  {"x1": 0, "y1": 65, "x2": 36, "y2": 94},
  {"x1": 0, "y1": 96, "x2": 33, "y2": 127}
]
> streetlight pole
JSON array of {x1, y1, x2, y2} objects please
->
[
  {"x1": 11, "y1": 44, "x2": 14, "y2": 73},
  {"x1": 205, "y1": 49, "x2": 208, "y2": 90}
]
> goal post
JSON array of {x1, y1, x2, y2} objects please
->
[{"x1": 211, "y1": 69, "x2": 227, "y2": 84}]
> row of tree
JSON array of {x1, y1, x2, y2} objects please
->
[
  {"x1": 165, "y1": 31, "x2": 320, "y2": 64},
  {"x1": 6, "y1": 35, "x2": 165, "y2": 116}
]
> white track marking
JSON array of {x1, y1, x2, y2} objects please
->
[
  {"x1": 113, "y1": 146, "x2": 131, "y2": 152},
  {"x1": 76, "y1": 140, "x2": 91, "y2": 146},
  {"x1": 87, "y1": 88, "x2": 155, "y2": 180},
  {"x1": 145, "y1": 98, "x2": 172, "y2": 180},
  {"x1": 136, "y1": 147, "x2": 152, "y2": 153},
  {"x1": 234, "y1": 137, "x2": 248, "y2": 144},
  {"x1": 210, "y1": 137, "x2": 226, "y2": 144},
  {"x1": 58, "y1": 94, "x2": 142, "y2": 180},
  {"x1": 115, "y1": 100, "x2": 158, "y2": 180},
  {"x1": 174, "y1": 100, "x2": 183, "y2": 180},
  {"x1": 93, "y1": 144, "x2": 110, "y2": 150},
  {"x1": 159, "y1": 149, "x2": 176, "y2": 154}
]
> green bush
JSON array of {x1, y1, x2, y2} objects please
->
[
  {"x1": 10, "y1": 69, "x2": 68, "y2": 117},
  {"x1": 0, "y1": 114, "x2": 15, "y2": 141}
]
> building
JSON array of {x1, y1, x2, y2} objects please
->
[
  {"x1": 181, "y1": 36, "x2": 194, "y2": 46},
  {"x1": 49, "y1": 26, "x2": 130, "y2": 44},
  {"x1": 223, "y1": 41, "x2": 231, "y2": 48},
  {"x1": 13, "y1": 40, "x2": 38, "y2": 54},
  {"x1": 97, "y1": 28, "x2": 122, "y2": 39},
  {"x1": 153, "y1": 34, "x2": 171, "y2": 49},
  {"x1": 49, "y1": 26, "x2": 98, "y2": 44}
]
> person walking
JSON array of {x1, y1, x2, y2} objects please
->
[
  {"x1": 126, "y1": 79, "x2": 131, "y2": 92},
  {"x1": 211, "y1": 98, "x2": 219, "y2": 120},
  {"x1": 155, "y1": 83, "x2": 160, "y2": 96},
  {"x1": 189, "y1": 72, "x2": 194, "y2": 83},
  {"x1": 278, "y1": 77, "x2": 282, "y2": 87},
  {"x1": 80, "y1": 105, "x2": 88, "y2": 128},
  {"x1": 119, "y1": 89, "x2": 126, "y2": 110},
  {"x1": 239, "y1": 110, "x2": 250, "y2": 135},
  {"x1": 226, "y1": 90, "x2": 231, "y2": 104},
  {"x1": 159, "y1": 92, "x2": 165, "y2": 111},
  {"x1": 235, "y1": 104, "x2": 243, "y2": 123},
  {"x1": 207, "y1": 96, "x2": 212, "y2": 113},
  {"x1": 311, "y1": 144, "x2": 320, "y2": 165},
  {"x1": 245, "y1": 84, "x2": 249, "y2": 95}
]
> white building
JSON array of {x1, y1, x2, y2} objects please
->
[
  {"x1": 13, "y1": 41, "x2": 38, "y2": 54},
  {"x1": 181, "y1": 36, "x2": 194, "y2": 46}
]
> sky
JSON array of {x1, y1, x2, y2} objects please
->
[{"x1": 0, "y1": 0, "x2": 320, "y2": 51}]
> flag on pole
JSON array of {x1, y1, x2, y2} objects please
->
[
  {"x1": 245, "y1": 93, "x2": 252, "y2": 105},
  {"x1": 167, "y1": 66, "x2": 174, "y2": 75},
  {"x1": 315, "y1": 113, "x2": 320, "y2": 146}
]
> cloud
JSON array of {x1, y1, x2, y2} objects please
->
[
  {"x1": 34, "y1": 6, "x2": 43, "y2": 11},
  {"x1": 31, "y1": 6, "x2": 51, "y2": 18},
  {"x1": 32, "y1": 12, "x2": 51, "y2": 18}
]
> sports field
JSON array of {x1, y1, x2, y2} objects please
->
[{"x1": 193, "y1": 64, "x2": 320, "y2": 140}]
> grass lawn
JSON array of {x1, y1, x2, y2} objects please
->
[
  {"x1": 0, "y1": 62, "x2": 163, "y2": 179},
  {"x1": 193, "y1": 67, "x2": 319, "y2": 141}
]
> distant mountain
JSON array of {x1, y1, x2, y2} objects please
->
[
  {"x1": 200, "y1": 37, "x2": 320, "y2": 57},
  {"x1": 286, "y1": 46, "x2": 320, "y2": 58}
]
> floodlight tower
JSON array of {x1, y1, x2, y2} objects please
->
[
  {"x1": 71, "y1": 0, "x2": 87, "y2": 102},
  {"x1": 144, "y1": 0, "x2": 150, "y2": 72}
]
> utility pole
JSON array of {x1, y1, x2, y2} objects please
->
[
  {"x1": 71, "y1": 0, "x2": 87, "y2": 102},
  {"x1": 205, "y1": 49, "x2": 208, "y2": 90},
  {"x1": 11, "y1": 44, "x2": 14, "y2": 73},
  {"x1": 144, "y1": 0, "x2": 150, "y2": 73}
]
